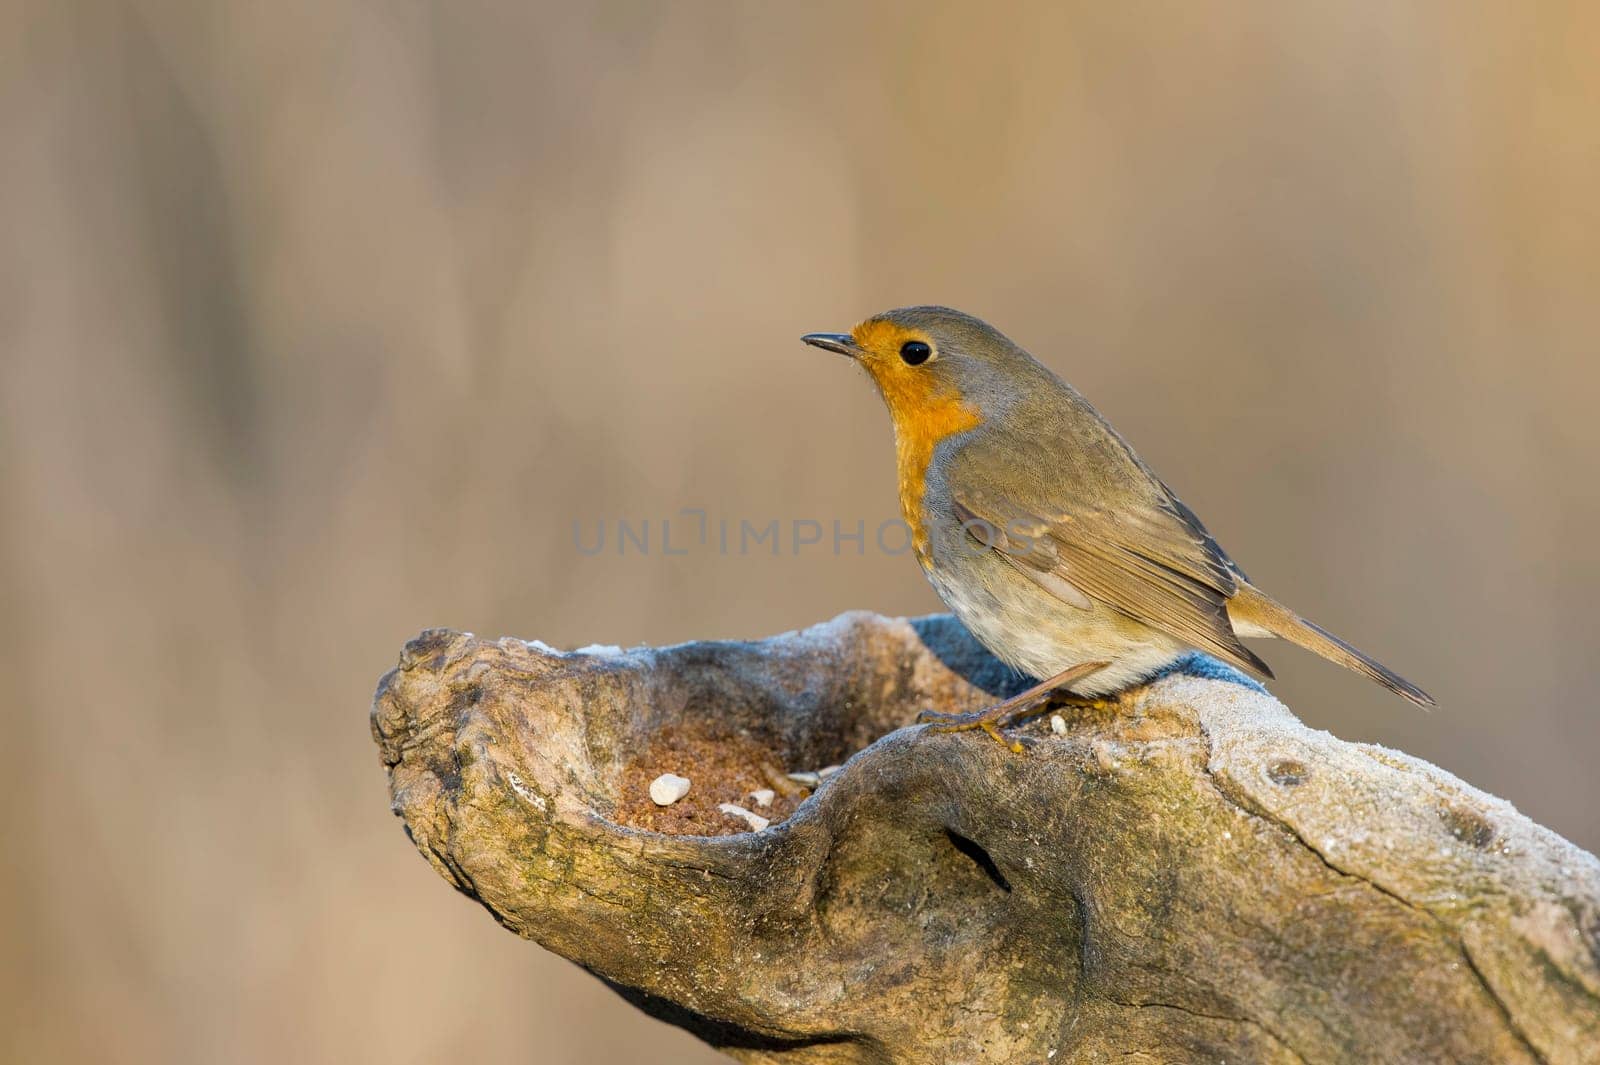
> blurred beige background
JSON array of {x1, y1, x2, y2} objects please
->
[{"x1": 4, "y1": 2, "x2": 1598, "y2": 1063}]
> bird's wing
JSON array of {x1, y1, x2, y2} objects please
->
[{"x1": 950, "y1": 485, "x2": 1273, "y2": 680}]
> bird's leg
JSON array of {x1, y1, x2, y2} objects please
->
[
  {"x1": 1046, "y1": 692, "x2": 1117, "y2": 717},
  {"x1": 916, "y1": 660, "x2": 1112, "y2": 753}
]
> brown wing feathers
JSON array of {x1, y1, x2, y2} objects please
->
[
  {"x1": 1052, "y1": 520, "x2": 1274, "y2": 679},
  {"x1": 953, "y1": 488, "x2": 1434, "y2": 704},
  {"x1": 954, "y1": 492, "x2": 1273, "y2": 679}
]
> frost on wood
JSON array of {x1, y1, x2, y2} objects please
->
[{"x1": 371, "y1": 612, "x2": 1600, "y2": 1064}]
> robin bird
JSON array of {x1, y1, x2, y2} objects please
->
[{"x1": 804, "y1": 306, "x2": 1433, "y2": 752}]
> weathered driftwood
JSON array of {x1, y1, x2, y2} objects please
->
[{"x1": 371, "y1": 612, "x2": 1600, "y2": 1064}]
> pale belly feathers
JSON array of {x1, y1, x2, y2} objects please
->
[{"x1": 921, "y1": 548, "x2": 1190, "y2": 697}]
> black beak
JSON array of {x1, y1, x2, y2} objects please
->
[{"x1": 801, "y1": 332, "x2": 860, "y2": 358}]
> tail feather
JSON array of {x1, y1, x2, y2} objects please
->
[{"x1": 1229, "y1": 583, "x2": 1435, "y2": 708}]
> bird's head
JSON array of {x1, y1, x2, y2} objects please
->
[{"x1": 803, "y1": 306, "x2": 1039, "y2": 433}]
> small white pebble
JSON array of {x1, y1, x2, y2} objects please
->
[
  {"x1": 787, "y1": 771, "x2": 821, "y2": 787},
  {"x1": 718, "y1": 803, "x2": 770, "y2": 832},
  {"x1": 1050, "y1": 714, "x2": 1067, "y2": 735},
  {"x1": 749, "y1": 788, "x2": 775, "y2": 808},
  {"x1": 816, "y1": 765, "x2": 843, "y2": 780},
  {"x1": 649, "y1": 773, "x2": 691, "y2": 806}
]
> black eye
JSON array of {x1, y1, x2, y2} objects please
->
[{"x1": 900, "y1": 341, "x2": 932, "y2": 366}]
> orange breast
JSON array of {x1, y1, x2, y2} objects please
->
[
  {"x1": 894, "y1": 396, "x2": 982, "y2": 562},
  {"x1": 847, "y1": 317, "x2": 984, "y2": 562}
]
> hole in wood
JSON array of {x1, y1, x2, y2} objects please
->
[{"x1": 945, "y1": 829, "x2": 1012, "y2": 893}]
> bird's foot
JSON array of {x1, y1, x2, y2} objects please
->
[
  {"x1": 916, "y1": 661, "x2": 1113, "y2": 754},
  {"x1": 915, "y1": 694, "x2": 1116, "y2": 752},
  {"x1": 916, "y1": 701, "x2": 1041, "y2": 753},
  {"x1": 1046, "y1": 693, "x2": 1117, "y2": 720}
]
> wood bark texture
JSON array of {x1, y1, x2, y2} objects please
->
[{"x1": 371, "y1": 612, "x2": 1600, "y2": 1064}]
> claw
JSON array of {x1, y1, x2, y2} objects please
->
[
  {"x1": 915, "y1": 697, "x2": 1052, "y2": 752},
  {"x1": 912, "y1": 660, "x2": 1114, "y2": 754}
]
